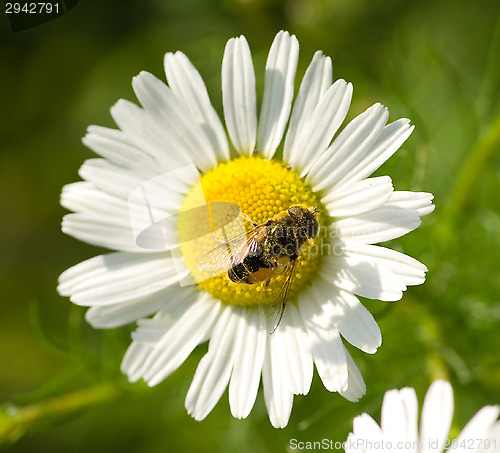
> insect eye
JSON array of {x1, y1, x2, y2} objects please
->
[
  {"x1": 307, "y1": 219, "x2": 319, "y2": 239},
  {"x1": 302, "y1": 210, "x2": 319, "y2": 239}
]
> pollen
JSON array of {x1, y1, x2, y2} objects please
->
[{"x1": 178, "y1": 156, "x2": 325, "y2": 307}]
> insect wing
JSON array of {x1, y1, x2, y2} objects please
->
[
  {"x1": 197, "y1": 226, "x2": 263, "y2": 272},
  {"x1": 265, "y1": 259, "x2": 298, "y2": 334}
]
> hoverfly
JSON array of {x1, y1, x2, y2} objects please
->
[{"x1": 197, "y1": 205, "x2": 320, "y2": 332}]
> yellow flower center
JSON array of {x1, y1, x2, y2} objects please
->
[{"x1": 178, "y1": 156, "x2": 325, "y2": 306}]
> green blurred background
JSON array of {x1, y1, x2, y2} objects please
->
[{"x1": 1, "y1": 0, "x2": 499, "y2": 451}]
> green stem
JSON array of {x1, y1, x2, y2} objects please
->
[
  {"x1": 448, "y1": 114, "x2": 500, "y2": 217},
  {"x1": 0, "y1": 382, "x2": 121, "y2": 445}
]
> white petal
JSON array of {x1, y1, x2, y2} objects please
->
[
  {"x1": 62, "y1": 181, "x2": 173, "y2": 238},
  {"x1": 306, "y1": 103, "x2": 389, "y2": 192},
  {"x1": 61, "y1": 182, "x2": 130, "y2": 217},
  {"x1": 63, "y1": 209, "x2": 182, "y2": 254},
  {"x1": 380, "y1": 387, "x2": 418, "y2": 448},
  {"x1": 142, "y1": 294, "x2": 221, "y2": 386},
  {"x1": 186, "y1": 305, "x2": 240, "y2": 420},
  {"x1": 273, "y1": 303, "x2": 314, "y2": 395},
  {"x1": 82, "y1": 125, "x2": 160, "y2": 176},
  {"x1": 321, "y1": 255, "x2": 406, "y2": 301},
  {"x1": 85, "y1": 285, "x2": 197, "y2": 328},
  {"x1": 131, "y1": 71, "x2": 218, "y2": 172},
  {"x1": 420, "y1": 380, "x2": 454, "y2": 453},
  {"x1": 58, "y1": 252, "x2": 187, "y2": 306},
  {"x1": 350, "y1": 413, "x2": 384, "y2": 453},
  {"x1": 298, "y1": 290, "x2": 348, "y2": 392},
  {"x1": 296, "y1": 79, "x2": 353, "y2": 176},
  {"x1": 333, "y1": 201, "x2": 422, "y2": 244},
  {"x1": 322, "y1": 176, "x2": 394, "y2": 218},
  {"x1": 352, "y1": 414, "x2": 382, "y2": 441},
  {"x1": 477, "y1": 421, "x2": 500, "y2": 453},
  {"x1": 63, "y1": 160, "x2": 190, "y2": 253},
  {"x1": 121, "y1": 296, "x2": 196, "y2": 381},
  {"x1": 353, "y1": 413, "x2": 383, "y2": 436},
  {"x1": 228, "y1": 307, "x2": 266, "y2": 419},
  {"x1": 322, "y1": 118, "x2": 414, "y2": 192},
  {"x1": 262, "y1": 334, "x2": 294, "y2": 428},
  {"x1": 78, "y1": 157, "x2": 198, "y2": 214},
  {"x1": 257, "y1": 30, "x2": 299, "y2": 159},
  {"x1": 344, "y1": 432, "x2": 367, "y2": 453},
  {"x1": 337, "y1": 118, "x2": 414, "y2": 189},
  {"x1": 482, "y1": 423, "x2": 500, "y2": 453},
  {"x1": 58, "y1": 252, "x2": 119, "y2": 296},
  {"x1": 284, "y1": 51, "x2": 332, "y2": 165},
  {"x1": 85, "y1": 293, "x2": 163, "y2": 328},
  {"x1": 313, "y1": 280, "x2": 381, "y2": 353},
  {"x1": 386, "y1": 191, "x2": 435, "y2": 217},
  {"x1": 164, "y1": 51, "x2": 229, "y2": 162},
  {"x1": 222, "y1": 35, "x2": 257, "y2": 155},
  {"x1": 121, "y1": 341, "x2": 154, "y2": 382},
  {"x1": 400, "y1": 388, "x2": 419, "y2": 446},
  {"x1": 133, "y1": 298, "x2": 197, "y2": 344},
  {"x1": 61, "y1": 212, "x2": 150, "y2": 252},
  {"x1": 110, "y1": 98, "x2": 195, "y2": 171},
  {"x1": 287, "y1": 77, "x2": 351, "y2": 176},
  {"x1": 451, "y1": 406, "x2": 500, "y2": 453},
  {"x1": 78, "y1": 158, "x2": 147, "y2": 200},
  {"x1": 343, "y1": 243, "x2": 428, "y2": 287},
  {"x1": 339, "y1": 349, "x2": 366, "y2": 402}
]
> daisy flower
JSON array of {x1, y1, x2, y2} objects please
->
[
  {"x1": 345, "y1": 380, "x2": 500, "y2": 453},
  {"x1": 58, "y1": 31, "x2": 434, "y2": 428}
]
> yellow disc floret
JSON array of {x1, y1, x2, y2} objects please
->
[{"x1": 178, "y1": 156, "x2": 325, "y2": 306}]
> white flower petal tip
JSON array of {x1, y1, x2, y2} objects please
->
[
  {"x1": 389, "y1": 191, "x2": 435, "y2": 217},
  {"x1": 58, "y1": 253, "x2": 188, "y2": 307},
  {"x1": 81, "y1": 126, "x2": 160, "y2": 175},
  {"x1": 339, "y1": 350, "x2": 367, "y2": 402},
  {"x1": 283, "y1": 50, "x2": 334, "y2": 165},
  {"x1": 121, "y1": 342, "x2": 153, "y2": 383},
  {"x1": 257, "y1": 30, "x2": 299, "y2": 159},
  {"x1": 346, "y1": 380, "x2": 500, "y2": 453},
  {"x1": 284, "y1": 74, "x2": 353, "y2": 176},
  {"x1": 222, "y1": 35, "x2": 257, "y2": 156},
  {"x1": 129, "y1": 295, "x2": 222, "y2": 389},
  {"x1": 321, "y1": 255, "x2": 408, "y2": 302},
  {"x1": 130, "y1": 71, "x2": 218, "y2": 172},
  {"x1": 228, "y1": 308, "x2": 266, "y2": 419},
  {"x1": 163, "y1": 51, "x2": 230, "y2": 162},
  {"x1": 333, "y1": 189, "x2": 434, "y2": 245},
  {"x1": 322, "y1": 176, "x2": 394, "y2": 218},
  {"x1": 306, "y1": 103, "x2": 417, "y2": 194},
  {"x1": 271, "y1": 304, "x2": 314, "y2": 397},
  {"x1": 308, "y1": 282, "x2": 382, "y2": 353},
  {"x1": 455, "y1": 405, "x2": 500, "y2": 451},
  {"x1": 263, "y1": 353, "x2": 294, "y2": 428},
  {"x1": 185, "y1": 306, "x2": 241, "y2": 421}
]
